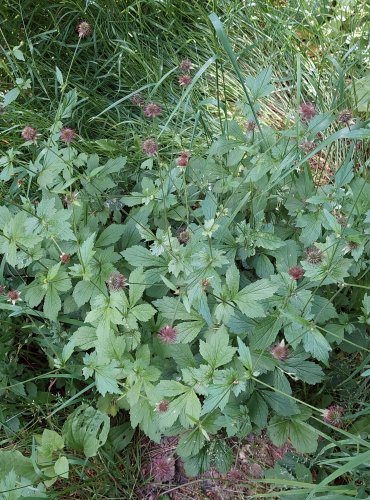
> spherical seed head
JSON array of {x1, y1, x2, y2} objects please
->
[
  {"x1": 178, "y1": 74, "x2": 192, "y2": 86},
  {"x1": 270, "y1": 340, "x2": 289, "y2": 361},
  {"x1": 288, "y1": 266, "x2": 305, "y2": 280},
  {"x1": 142, "y1": 138, "x2": 158, "y2": 156},
  {"x1": 305, "y1": 246, "x2": 324, "y2": 264},
  {"x1": 130, "y1": 93, "x2": 145, "y2": 106},
  {"x1": 150, "y1": 455, "x2": 175, "y2": 482},
  {"x1": 176, "y1": 226, "x2": 190, "y2": 244},
  {"x1": 60, "y1": 252, "x2": 71, "y2": 264},
  {"x1": 7, "y1": 290, "x2": 22, "y2": 305},
  {"x1": 201, "y1": 279, "x2": 209, "y2": 290},
  {"x1": 323, "y1": 405, "x2": 344, "y2": 427},
  {"x1": 338, "y1": 109, "x2": 353, "y2": 124},
  {"x1": 176, "y1": 151, "x2": 190, "y2": 167},
  {"x1": 143, "y1": 102, "x2": 162, "y2": 118},
  {"x1": 60, "y1": 127, "x2": 76, "y2": 143},
  {"x1": 21, "y1": 126, "x2": 37, "y2": 141},
  {"x1": 300, "y1": 140, "x2": 315, "y2": 154},
  {"x1": 107, "y1": 273, "x2": 126, "y2": 291},
  {"x1": 63, "y1": 191, "x2": 79, "y2": 206},
  {"x1": 158, "y1": 325, "x2": 177, "y2": 343},
  {"x1": 177, "y1": 156, "x2": 188, "y2": 167},
  {"x1": 246, "y1": 119, "x2": 256, "y2": 132},
  {"x1": 335, "y1": 213, "x2": 347, "y2": 227},
  {"x1": 156, "y1": 400, "x2": 169, "y2": 413},
  {"x1": 248, "y1": 463, "x2": 264, "y2": 478},
  {"x1": 299, "y1": 102, "x2": 316, "y2": 123},
  {"x1": 179, "y1": 58, "x2": 192, "y2": 73},
  {"x1": 77, "y1": 21, "x2": 92, "y2": 38}
]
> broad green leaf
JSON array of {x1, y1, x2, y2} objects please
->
[
  {"x1": 96, "y1": 224, "x2": 125, "y2": 247},
  {"x1": 177, "y1": 427, "x2": 205, "y2": 458},
  {"x1": 303, "y1": 329, "x2": 331, "y2": 364},
  {"x1": 268, "y1": 415, "x2": 318, "y2": 453},
  {"x1": 234, "y1": 279, "x2": 278, "y2": 317},
  {"x1": 63, "y1": 404, "x2": 110, "y2": 458},
  {"x1": 261, "y1": 390, "x2": 299, "y2": 416},
  {"x1": 250, "y1": 316, "x2": 282, "y2": 350},
  {"x1": 199, "y1": 331, "x2": 236, "y2": 369},
  {"x1": 122, "y1": 245, "x2": 164, "y2": 267}
]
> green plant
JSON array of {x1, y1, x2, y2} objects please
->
[{"x1": 0, "y1": 1, "x2": 369, "y2": 498}]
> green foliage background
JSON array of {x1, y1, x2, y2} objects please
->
[{"x1": 0, "y1": 0, "x2": 369, "y2": 498}]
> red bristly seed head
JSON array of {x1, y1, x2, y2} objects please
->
[
  {"x1": 178, "y1": 74, "x2": 192, "y2": 86},
  {"x1": 130, "y1": 93, "x2": 145, "y2": 106},
  {"x1": 142, "y1": 138, "x2": 158, "y2": 156},
  {"x1": 21, "y1": 126, "x2": 37, "y2": 141},
  {"x1": 322, "y1": 405, "x2": 344, "y2": 427},
  {"x1": 156, "y1": 400, "x2": 169, "y2": 412},
  {"x1": 288, "y1": 266, "x2": 304, "y2": 280},
  {"x1": 107, "y1": 273, "x2": 126, "y2": 291},
  {"x1": 158, "y1": 325, "x2": 177, "y2": 343},
  {"x1": 179, "y1": 58, "x2": 192, "y2": 73},
  {"x1": 60, "y1": 127, "x2": 76, "y2": 143},
  {"x1": 77, "y1": 21, "x2": 92, "y2": 38},
  {"x1": 150, "y1": 455, "x2": 175, "y2": 482},
  {"x1": 143, "y1": 102, "x2": 162, "y2": 118},
  {"x1": 299, "y1": 102, "x2": 316, "y2": 123},
  {"x1": 270, "y1": 340, "x2": 289, "y2": 361},
  {"x1": 7, "y1": 290, "x2": 22, "y2": 305},
  {"x1": 300, "y1": 140, "x2": 315, "y2": 154},
  {"x1": 60, "y1": 253, "x2": 71, "y2": 264}
]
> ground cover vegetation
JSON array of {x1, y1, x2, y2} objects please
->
[{"x1": 0, "y1": 0, "x2": 369, "y2": 498}]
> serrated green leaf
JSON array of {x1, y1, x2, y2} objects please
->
[
  {"x1": 250, "y1": 316, "x2": 282, "y2": 350},
  {"x1": 268, "y1": 415, "x2": 318, "y2": 453},
  {"x1": 199, "y1": 332, "x2": 236, "y2": 369}
]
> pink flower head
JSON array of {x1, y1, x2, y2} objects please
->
[
  {"x1": 156, "y1": 400, "x2": 170, "y2": 413},
  {"x1": 7, "y1": 290, "x2": 22, "y2": 305},
  {"x1": 130, "y1": 93, "x2": 145, "y2": 107},
  {"x1": 300, "y1": 141, "x2": 315, "y2": 154},
  {"x1": 270, "y1": 340, "x2": 289, "y2": 361},
  {"x1": 150, "y1": 455, "x2": 175, "y2": 482},
  {"x1": 176, "y1": 151, "x2": 190, "y2": 167},
  {"x1": 288, "y1": 266, "x2": 304, "y2": 280},
  {"x1": 323, "y1": 405, "x2": 344, "y2": 427},
  {"x1": 142, "y1": 138, "x2": 158, "y2": 156},
  {"x1": 178, "y1": 74, "x2": 192, "y2": 86},
  {"x1": 77, "y1": 21, "x2": 92, "y2": 38},
  {"x1": 158, "y1": 325, "x2": 177, "y2": 343},
  {"x1": 107, "y1": 273, "x2": 126, "y2": 291},
  {"x1": 143, "y1": 102, "x2": 162, "y2": 118},
  {"x1": 299, "y1": 102, "x2": 316, "y2": 123},
  {"x1": 60, "y1": 127, "x2": 76, "y2": 143},
  {"x1": 60, "y1": 253, "x2": 71, "y2": 264},
  {"x1": 179, "y1": 58, "x2": 192, "y2": 73},
  {"x1": 0, "y1": 285, "x2": 5, "y2": 294},
  {"x1": 21, "y1": 126, "x2": 37, "y2": 141}
]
